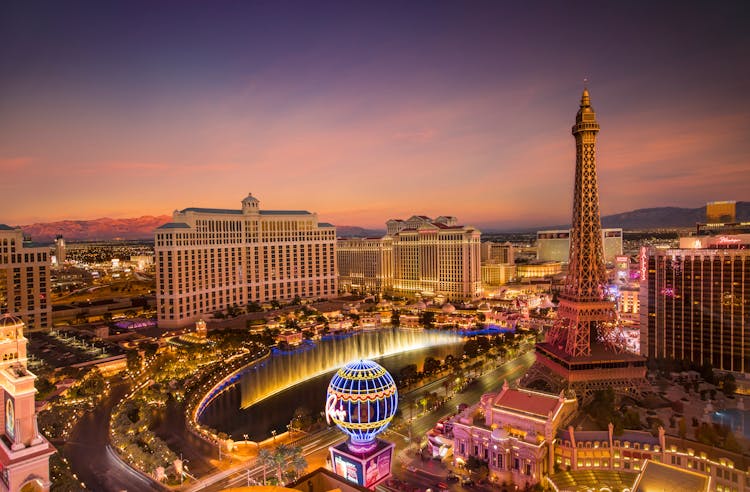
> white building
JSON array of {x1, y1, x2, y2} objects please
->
[
  {"x1": 155, "y1": 194, "x2": 337, "y2": 329},
  {"x1": 0, "y1": 226, "x2": 51, "y2": 331}
]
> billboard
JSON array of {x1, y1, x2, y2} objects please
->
[
  {"x1": 332, "y1": 451, "x2": 363, "y2": 484},
  {"x1": 330, "y1": 441, "x2": 394, "y2": 489},
  {"x1": 364, "y1": 446, "x2": 393, "y2": 488}
]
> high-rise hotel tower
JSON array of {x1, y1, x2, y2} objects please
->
[
  {"x1": 0, "y1": 226, "x2": 51, "y2": 331},
  {"x1": 641, "y1": 234, "x2": 749, "y2": 374},
  {"x1": 338, "y1": 215, "x2": 481, "y2": 300},
  {"x1": 155, "y1": 194, "x2": 337, "y2": 328}
]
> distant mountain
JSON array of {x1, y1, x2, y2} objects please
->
[
  {"x1": 601, "y1": 202, "x2": 750, "y2": 229},
  {"x1": 335, "y1": 226, "x2": 386, "y2": 238},
  {"x1": 13, "y1": 202, "x2": 749, "y2": 242},
  {"x1": 17, "y1": 216, "x2": 172, "y2": 242}
]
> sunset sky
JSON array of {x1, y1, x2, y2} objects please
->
[{"x1": 1, "y1": 1, "x2": 748, "y2": 230}]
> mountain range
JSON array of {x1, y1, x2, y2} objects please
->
[{"x1": 10, "y1": 202, "x2": 748, "y2": 242}]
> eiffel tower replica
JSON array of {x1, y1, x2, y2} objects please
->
[{"x1": 523, "y1": 88, "x2": 648, "y2": 404}]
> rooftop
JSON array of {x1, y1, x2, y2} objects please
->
[
  {"x1": 632, "y1": 460, "x2": 710, "y2": 492},
  {"x1": 156, "y1": 222, "x2": 191, "y2": 230},
  {"x1": 494, "y1": 385, "x2": 562, "y2": 418}
]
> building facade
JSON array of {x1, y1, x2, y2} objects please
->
[
  {"x1": 556, "y1": 425, "x2": 750, "y2": 492},
  {"x1": 536, "y1": 228, "x2": 623, "y2": 264},
  {"x1": 337, "y1": 237, "x2": 393, "y2": 294},
  {"x1": 337, "y1": 216, "x2": 481, "y2": 301},
  {"x1": 640, "y1": 234, "x2": 750, "y2": 374},
  {"x1": 155, "y1": 194, "x2": 337, "y2": 329},
  {"x1": 0, "y1": 315, "x2": 55, "y2": 491},
  {"x1": 0, "y1": 226, "x2": 51, "y2": 331},
  {"x1": 451, "y1": 382, "x2": 577, "y2": 488},
  {"x1": 481, "y1": 242, "x2": 514, "y2": 264}
]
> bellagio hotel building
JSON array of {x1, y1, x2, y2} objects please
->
[{"x1": 155, "y1": 194, "x2": 337, "y2": 329}]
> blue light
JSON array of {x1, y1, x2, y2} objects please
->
[{"x1": 326, "y1": 359, "x2": 398, "y2": 446}]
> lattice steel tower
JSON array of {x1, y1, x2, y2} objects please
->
[
  {"x1": 524, "y1": 89, "x2": 647, "y2": 402},
  {"x1": 545, "y1": 88, "x2": 625, "y2": 356}
]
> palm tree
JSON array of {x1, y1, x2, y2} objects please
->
[
  {"x1": 288, "y1": 452, "x2": 308, "y2": 481},
  {"x1": 257, "y1": 448, "x2": 273, "y2": 484}
]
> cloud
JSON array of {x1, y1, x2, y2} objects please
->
[{"x1": 0, "y1": 156, "x2": 33, "y2": 171}]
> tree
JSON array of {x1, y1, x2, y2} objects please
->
[
  {"x1": 126, "y1": 350, "x2": 142, "y2": 373},
  {"x1": 420, "y1": 311, "x2": 435, "y2": 329},
  {"x1": 722, "y1": 374, "x2": 737, "y2": 396},
  {"x1": 391, "y1": 310, "x2": 400, "y2": 327},
  {"x1": 399, "y1": 364, "x2": 418, "y2": 385},
  {"x1": 423, "y1": 357, "x2": 441, "y2": 375}
]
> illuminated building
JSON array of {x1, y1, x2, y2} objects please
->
[
  {"x1": 337, "y1": 215, "x2": 481, "y2": 300},
  {"x1": 451, "y1": 382, "x2": 577, "y2": 488},
  {"x1": 516, "y1": 261, "x2": 562, "y2": 279},
  {"x1": 53, "y1": 235, "x2": 65, "y2": 266},
  {"x1": 155, "y1": 194, "x2": 337, "y2": 329},
  {"x1": 0, "y1": 226, "x2": 51, "y2": 331},
  {"x1": 706, "y1": 200, "x2": 737, "y2": 224},
  {"x1": 481, "y1": 242, "x2": 516, "y2": 287},
  {"x1": 337, "y1": 237, "x2": 393, "y2": 294},
  {"x1": 481, "y1": 263, "x2": 516, "y2": 286},
  {"x1": 524, "y1": 89, "x2": 647, "y2": 402},
  {"x1": 481, "y1": 241, "x2": 514, "y2": 264},
  {"x1": 326, "y1": 360, "x2": 397, "y2": 489},
  {"x1": 640, "y1": 234, "x2": 750, "y2": 374},
  {"x1": 0, "y1": 315, "x2": 55, "y2": 491},
  {"x1": 553, "y1": 425, "x2": 749, "y2": 492},
  {"x1": 536, "y1": 228, "x2": 623, "y2": 263}
]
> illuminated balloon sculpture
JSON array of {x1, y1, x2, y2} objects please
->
[{"x1": 326, "y1": 359, "x2": 398, "y2": 453}]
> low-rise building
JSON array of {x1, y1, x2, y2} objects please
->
[{"x1": 452, "y1": 382, "x2": 577, "y2": 487}]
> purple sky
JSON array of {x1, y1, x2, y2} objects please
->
[{"x1": 1, "y1": 1, "x2": 749, "y2": 229}]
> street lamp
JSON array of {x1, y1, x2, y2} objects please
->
[{"x1": 271, "y1": 429, "x2": 277, "y2": 443}]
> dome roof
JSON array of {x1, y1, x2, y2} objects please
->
[
  {"x1": 415, "y1": 300, "x2": 427, "y2": 310},
  {"x1": 0, "y1": 314, "x2": 24, "y2": 329},
  {"x1": 441, "y1": 303, "x2": 456, "y2": 313}
]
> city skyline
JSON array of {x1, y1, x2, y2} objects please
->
[{"x1": 2, "y1": 1, "x2": 749, "y2": 229}]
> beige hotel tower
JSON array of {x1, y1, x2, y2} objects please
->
[
  {"x1": 338, "y1": 215, "x2": 481, "y2": 300},
  {"x1": 155, "y1": 194, "x2": 337, "y2": 328}
]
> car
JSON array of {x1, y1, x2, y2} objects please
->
[
  {"x1": 446, "y1": 473, "x2": 459, "y2": 482},
  {"x1": 436, "y1": 483, "x2": 449, "y2": 492}
]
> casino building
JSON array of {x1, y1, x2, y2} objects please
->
[
  {"x1": 640, "y1": 233, "x2": 750, "y2": 375},
  {"x1": 337, "y1": 215, "x2": 481, "y2": 301},
  {"x1": 155, "y1": 194, "x2": 337, "y2": 328},
  {"x1": 451, "y1": 382, "x2": 577, "y2": 488}
]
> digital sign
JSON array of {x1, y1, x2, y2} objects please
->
[
  {"x1": 330, "y1": 440, "x2": 394, "y2": 489},
  {"x1": 364, "y1": 446, "x2": 393, "y2": 488},
  {"x1": 332, "y1": 452, "x2": 363, "y2": 484}
]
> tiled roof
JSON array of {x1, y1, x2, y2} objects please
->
[
  {"x1": 0, "y1": 224, "x2": 15, "y2": 230},
  {"x1": 318, "y1": 222, "x2": 335, "y2": 227},
  {"x1": 157, "y1": 222, "x2": 191, "y2": 229},
  {"x1": 494, "y1": 388, "x2": 560, "y2": 417}
]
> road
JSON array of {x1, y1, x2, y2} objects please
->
[
  {"x1": 387, "y1": 351, "x2": 535, "y2": 492},
  {"x1": 63, "y1": 351, "x2": 533, "y2": 492},
  {"x1": 214, "y1": 352, "x2": 535, "y2": 492},
  {"x1": 63, "y1": 379, "x2": 166, "y2": 491}
]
